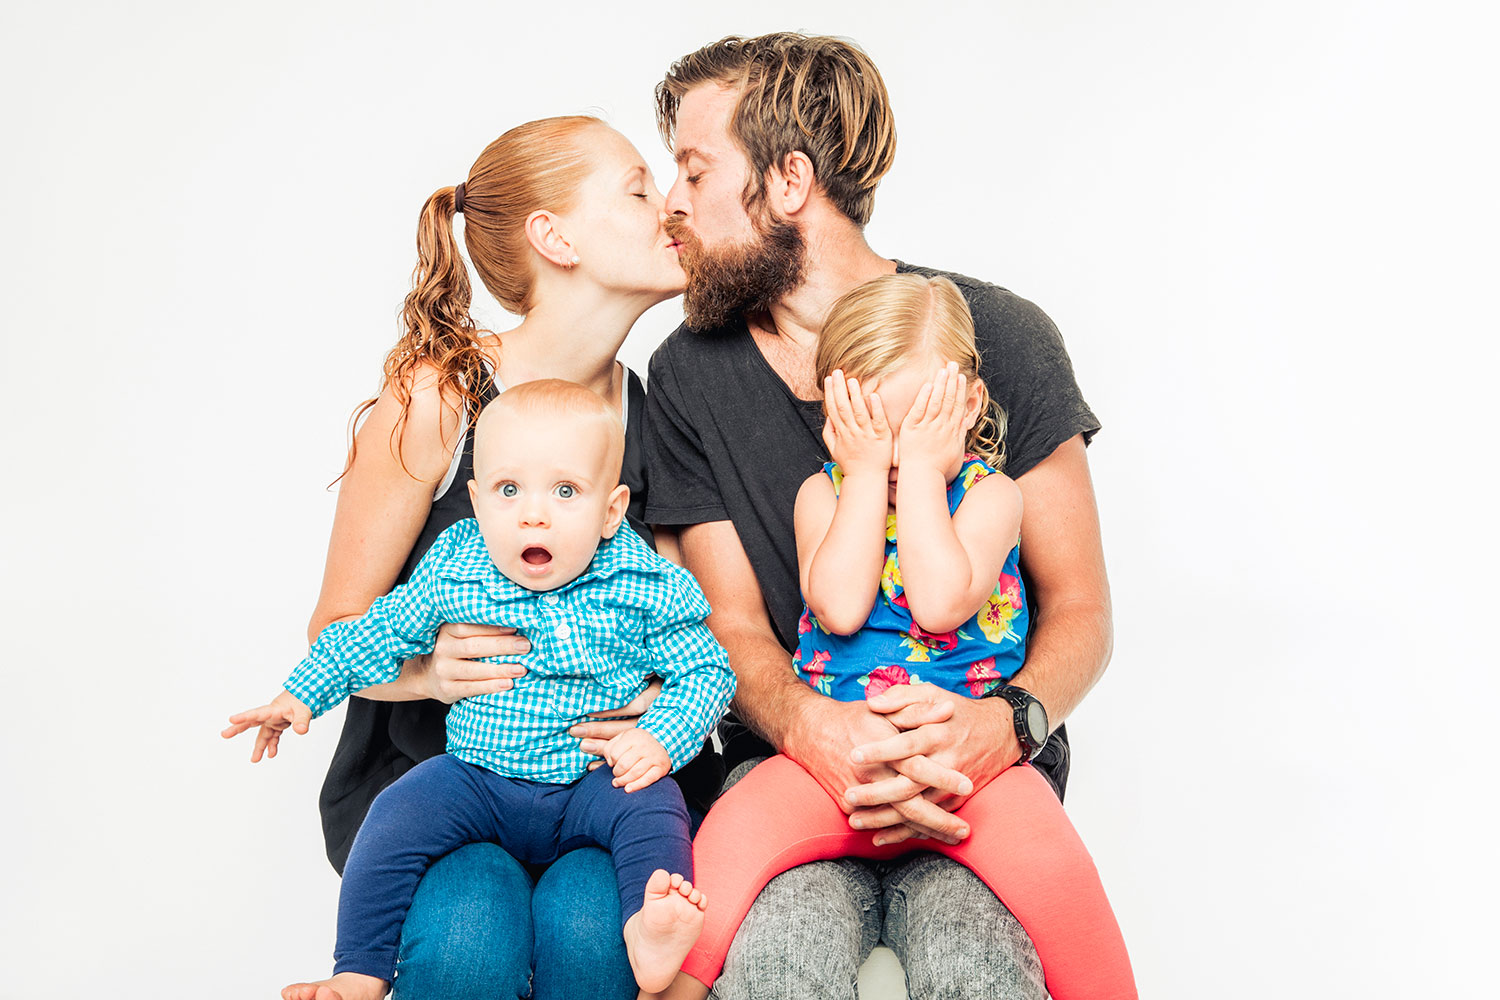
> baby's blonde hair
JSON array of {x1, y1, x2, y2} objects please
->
[
  {"x1": 474, "y1": 379, "x2": 626, "y2": 485},
  {"x1": 815, "y1": 273, "x2": 1007, "y2": 470}
]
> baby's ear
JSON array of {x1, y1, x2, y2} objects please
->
[
  {"x1": 600, "y1": 484, "x2": 631, "y2": 538},
  {"x1": 467, "y1": 479, "x2": 478, "y2": 503}
]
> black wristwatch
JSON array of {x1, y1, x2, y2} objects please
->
[{"x1": 988, "y1": 684, "x2": 1049, "y2": 764}]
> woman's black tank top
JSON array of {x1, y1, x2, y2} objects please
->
[{"x1": 316, "y1": 368, "x2": 723, "y2": 873}]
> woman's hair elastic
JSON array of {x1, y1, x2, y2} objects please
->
[{"x1": 453, "y1": 182, "x2": 466, "y2": 214}]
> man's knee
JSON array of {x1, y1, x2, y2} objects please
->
[
  {"x1": 883, "y1": 855, "x2": 1047, "y2": 1000},
  {"x1": 713, "y1": 859, "x2": 881, "y2": 1000}
]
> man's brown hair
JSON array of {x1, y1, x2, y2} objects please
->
[{"x1": 656, "y1": 33, "x2": 897, "y2": 226}]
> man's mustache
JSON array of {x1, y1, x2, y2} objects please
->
[{"x1": 664, "y1": 216, "x2": 696, "y2": 246}]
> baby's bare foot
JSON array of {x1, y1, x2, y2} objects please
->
[
  {"x1": 281, "y1": 971, "x2": 388, "y2": 1000},
  {"x1": 623, "y1": 869, "x2": 708, "y2": 993}
]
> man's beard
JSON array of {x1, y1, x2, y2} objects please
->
[{"x1": 668, "y1": 211, "x2": 807, "y2": 331}]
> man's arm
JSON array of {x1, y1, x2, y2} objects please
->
[
  {"x1": 677, "y1": 519, "x2": 821, "y2": 751},
  {"x1": 679, "y1": 519, "x2": 972, "y2": 841},
  {"x1": 846, "y1": 434, "x2": 1112, "y2": 827},
  {"x1": 1004, "y1": 433, "x2": 1113, "y2": 722}
]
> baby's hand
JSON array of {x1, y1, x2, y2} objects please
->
[
  {"x1": 822, "y1": 368, "x2": 893, "y2": 479},
  {"x1": 221, "y1": 690, "x2": 313, "y2": 763},
  {"x1": 602, "y1": 727, "x2": 670, "y2": 792}
]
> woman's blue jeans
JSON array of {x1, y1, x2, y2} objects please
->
[{"x1": 391, "y1": 842, "x2": 636, "y2": 1000}]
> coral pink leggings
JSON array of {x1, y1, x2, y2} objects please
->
[{"x1": 681, "y1": 754, "x2": 1136, "y2": 1000}]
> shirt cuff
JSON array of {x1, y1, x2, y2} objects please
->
[{"x1": 283, "y1": 654, "x2": 350, "y2": 720}]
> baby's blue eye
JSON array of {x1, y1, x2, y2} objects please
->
[
  {"x1": 500, "y1": 483, "x2": 518, "y2": 497},
  {"x1": 555, "y1": 484, "x2": 576, "y2": 499}
]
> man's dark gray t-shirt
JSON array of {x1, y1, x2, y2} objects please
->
[{"x1": 643, "y1": 261, "x2": 1100, "y2": 794}]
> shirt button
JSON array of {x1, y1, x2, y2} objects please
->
[
  {"x1": 553, "y1": 623, "x2": 572, "y2": 640},
  {"x1": 543, "y1": 594, "x2": 560, "y2": 606}
]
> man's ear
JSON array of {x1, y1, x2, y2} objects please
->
[
  {"x1": 767, "y1": 151, "x2": 816, "y2": 216},
  {"x1": 600, "y1": 484, "x2": 631, "y2": 539},
  {"x1": 524, "y1": 209, "x2": 575, "y2": 268}
]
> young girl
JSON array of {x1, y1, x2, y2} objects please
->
[{"x1": 648, "y1": 274, "x2": 1136, "y2": 1000}]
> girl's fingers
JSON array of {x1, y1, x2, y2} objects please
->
[
  {"x1": 867, "y1": 392, "x2": 889, "y2": 435},
  {"x1": 831, "y1": 370, "x2": 853, "y2": 422},
  {"x1": 825, "y1": 372, "x2": 851, "y2": 434},
  {"x1": 931, "y1": 364, "x2": 955, "y2": 420},
  {"x1": 943, "y1": 369, "x2": 961, "y2": 417},
  {"x1": 905, "y1": 382, "x2": 933, "y2": 429},
  {"x1": 846, "y1": 376, "x2": 871, "y2": 427}
]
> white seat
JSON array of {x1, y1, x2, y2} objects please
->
[{"x1": 856, "y1": 946, "x2": 908, "y2": 999}]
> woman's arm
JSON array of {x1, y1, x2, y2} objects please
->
[{"x1": 305, "y1": 363, "x2": 527, "y2": 702}]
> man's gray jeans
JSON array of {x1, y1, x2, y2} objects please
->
[{"x1": 709, "y1": 758, "x2": 1049, "y2": 1000}]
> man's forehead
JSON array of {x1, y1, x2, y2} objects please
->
[{"x1": 672, "y1": 84, "x2": 740, "y2": 151}]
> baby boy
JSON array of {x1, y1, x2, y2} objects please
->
[{"x1": 224, "y1": 379, "x2": 736, "y2": 1000}]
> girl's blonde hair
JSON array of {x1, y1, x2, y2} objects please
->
[
  {"x1": 815, "y1": 273, "x2": 1007, "y2": 470},
  {"x1": 344, "y1": 115, "x2": 606, "y2": 479}
]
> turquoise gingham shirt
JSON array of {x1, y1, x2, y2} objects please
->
[{"x1": 284, "y1": 519, "x2": 735, "y2": 783}]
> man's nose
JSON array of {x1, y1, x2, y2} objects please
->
[{"x1": 664, "y1": 173, "x2": 690, "y2": 218}]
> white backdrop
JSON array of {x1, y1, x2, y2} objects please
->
[{"x1": 2, "y1": 1, "x2": 1496, "y2": 997}]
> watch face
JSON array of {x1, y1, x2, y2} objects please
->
[{"x1": 1026, "y1": 701, "x2": 1048, "y2": 743}]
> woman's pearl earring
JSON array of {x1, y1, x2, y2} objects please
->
[{"x1": 569, "y1": 255, "x2": 580, "y2": 267}]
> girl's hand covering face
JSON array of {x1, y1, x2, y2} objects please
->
[
  {"x1": 897, "y1": 362, "x2": 969, "y2": 478},
  {"x1": 821, "y1": 369, "x2": 893, "y2": 478}
]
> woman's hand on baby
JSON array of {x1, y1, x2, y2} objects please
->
[
  {"x1": 821, "y1": 368, "x2": 893, "y2": 479},
  {"x1": 897, "y1": 362, "x2": 969, "y2": 477},
  {"x1": 221, "y1": 690, "x2": 313, "y2": 763},
  {"x1": 407, "y1": 622, "x2": 531, "y2": 703},
  {"x1": 602, "y1": 727, "x2": 670, "y2": 792}
]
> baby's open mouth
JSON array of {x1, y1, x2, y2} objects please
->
[{"x1": 522, "y1": 546, "x2": 552, "y2": 566}]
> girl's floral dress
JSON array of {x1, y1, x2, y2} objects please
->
[{"x1": 794, "y1": 457, "x2": 1028, "y2": 701}]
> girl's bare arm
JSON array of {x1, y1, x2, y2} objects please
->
[{"x1": 894, "y1": 471, "x2": 1022, "y2": 633}]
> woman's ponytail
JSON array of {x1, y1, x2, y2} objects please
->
[
  {"x1": 342, "y1": 185, "x2": 489, "y2": 480},
  {"x1": 338, "y1": 115, "x2": 605, "y2": 482}
]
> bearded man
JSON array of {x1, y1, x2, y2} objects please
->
[{"x1": 640, "y1": 33, "x2": 1111, "y2": 999}]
